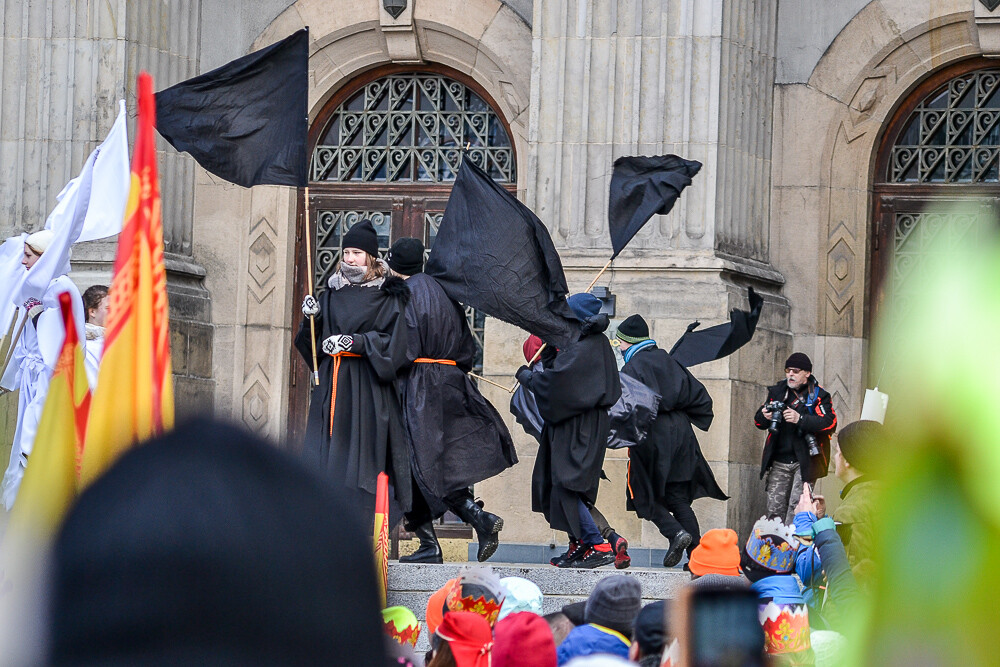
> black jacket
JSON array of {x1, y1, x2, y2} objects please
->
[
  {"x1": 621, "y1": 345, "x2": 727, "y2": 515},
  {"x1": 519, "y1": 313, "x2": 621, "y2": 531},
  {"x1": 397, "y1": 273, "x2": 516, "y2": 515},
  {"x1": 753, "y1": 377, "x2": 837, "y2": 482}
]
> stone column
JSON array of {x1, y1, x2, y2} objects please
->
[
  {"x1": 479, "y1": 0, "x2": 788, "y2": 545},
  {"x1": 0, "y1": 0, "x2": 213, "y2": 420}
]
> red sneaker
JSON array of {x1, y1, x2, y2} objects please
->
[{"x1": 611, "y1": 534, "x2": 631, "y2": 570}]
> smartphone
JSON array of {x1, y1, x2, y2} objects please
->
[
  {"x1": 804, "y1": 481, "x2": 814, "y2": 499},
  {"x1": 678, "y1": 585, "x2": 765, "y2": 667}
]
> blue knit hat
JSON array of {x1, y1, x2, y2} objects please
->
[{"x1": 567, "y1": 293, "x2": 602, "y2": 321}]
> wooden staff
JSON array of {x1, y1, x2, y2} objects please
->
[
  {"x1": 507, "y1": 258, "x2": 615, "y2": 392},
  {"x1": 0, "y1": 311, "x2": 26, "y2": 382},
  {"x1": 468, "y1": 372, "x2": 510, "y2": 391},
  {"x1": 304, "y1": 187, "x2": 320, "y2": 386}
]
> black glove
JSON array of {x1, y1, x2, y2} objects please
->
[{"x1": 515, "y1": 365, "x2": 532, "y2": 385}]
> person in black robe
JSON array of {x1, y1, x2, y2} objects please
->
[
  {"x1": 386, "y1": 238, "x2": 517, "y2": 563},
  {"x1": 513, "y1": 334, "x2": 634, "y2": 569},
  {"x1": 616, "y1": 314, "x2": 728, "y2": 568},
  {"x1": 296, "y1": 220, "x2": 412, "y2": 515},
  {"x1": 515, "y1": 293, "x2": 622, "y2": 569}
]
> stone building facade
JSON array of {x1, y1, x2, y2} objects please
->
[{"x1": 2, "y1": 0, "x2": 997, "y2": 544}]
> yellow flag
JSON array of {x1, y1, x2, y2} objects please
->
[
  {"x1": 7, "y1": 293, "x2": 90, "y2": 537},
  {"x1": 80, "y1": 72, "x2": 173, "y2": 486}
]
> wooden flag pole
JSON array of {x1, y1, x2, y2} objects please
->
[
  {"x1": 468, "y1": 372, "x2": 510, "y2": 391},
  {"x1": 303, "y1": 187, "x2": 320, "y2": 386},
  {"x1": 507, "y1": 257, "x2": 614, "y2": 392},
  {"x1": 0, "y1": 312, "x2": 27, "y2": 382}
]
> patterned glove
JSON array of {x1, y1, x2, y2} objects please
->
[
  {"x1": 301, "y1": 294, "x2": 320, "y2": 317},
  {"x1": 321, "y1": 334, "x2": 354, "y2": 355},
  {"x1": 23, "y1": 297, "x2": 43, "y2": 319}
]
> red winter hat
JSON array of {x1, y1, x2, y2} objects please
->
[
  {"x1": 436, "y1": 611, "x2": 494, "y2": 667},
  {"x1": 492, "y1": 612, "x2": 556, "y2": 667},
  {"x1": 523, "y1": 335, "x2": 544, "y2": 364},
  {"x1": 688, "y1": 528, "x2": 742, "y2": 576}
]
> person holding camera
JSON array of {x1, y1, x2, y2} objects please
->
[{"x1": 754, "y1": 353, "x2": 837, "y2": 524}]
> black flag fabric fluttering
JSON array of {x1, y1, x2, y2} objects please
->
[
  {"x1": 154, "y1": 29, "x2": 308, "y2": 188},
  {"x1": 608, "y1": 155, "x2": 702, "y2": 258},
  {"x1": 669, "y1": 287, "x2": 764, "y2": 368},
  {"x1": 425, "y1": 158, "x2": 581, "y2": 349}
]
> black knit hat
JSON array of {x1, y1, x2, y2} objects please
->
[
  {"x1": 49, "y1": 418, "x2": 387, "y2": 666},
  {"x1": 616, "y1": 314, "x2": 650, "y2": 344},
  {"x1": 387, "y1": 238, "x2": 425, "y2": 275},
  {"x1": 342, "y1": 220, "x2": 379, "y2": 257},
  {"x1": 837, "y1": 420, "x2": 884, "y2": 473},
  {"x1": 784, "y1": 352, "x2": 812, "y2": 373},
  {"x1": 633, "y1": 601, "x2": 667, "y2": 654}
]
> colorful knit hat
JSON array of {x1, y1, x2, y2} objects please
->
[
  {"x1": 445, "y1": 566, "x2": 506, "y2": 627},
  {"x1": 744, "y1": 517, "x2": 800, "y2": 574},
  {"x1": 382, "y1": 606, "x2": 421, "y2": 647},
  {"x1": 688, "y1": 528, "x2": 742, "y2": 577}
]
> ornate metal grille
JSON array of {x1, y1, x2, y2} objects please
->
[
  {"x1": 889, "y1": 69, "x2": 1000, "y2": 183},
  {"x1": 311, "y1": 73, "x2": 515, "y2": 183},
  {"x1": 314, "y1": 210, "x2": 391, "y2": 289}
]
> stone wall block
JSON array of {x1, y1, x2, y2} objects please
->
[
  {"x1": 770, "y1": 186, "x2": 822, "y2": 333},
  {"x1": 174, "y1": 377, "x2": 215, "y2": 419},
  {"x1": 725, "y1": 462, "x2": 767, "y2": 540},
  {"x1": 186, "y1": 323, "x2": 215, "y2": 379},
  {"x1": 170, "y1": 321, "x2": 190, "y2": 376}
]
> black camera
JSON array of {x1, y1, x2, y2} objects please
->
[
  {"x1": 804, "y1": 432, "x2": 820, "y2": 457},
  {"x1": 764, "y1": 400, "x2": 785, "y2": 434}
]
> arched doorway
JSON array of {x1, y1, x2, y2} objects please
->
[
  {"x1": 870, "y1": 59, "x2": 1000, "y2": 382},
  {"x1": 287, "y1": 64, "x2": 517, "y2": 444}
]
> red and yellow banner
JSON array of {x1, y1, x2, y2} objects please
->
[
  {"x1": 374, "y1": 472, "x2": 390, "y2": 608},
  {"x1": 81, "y1": 71, "x2": 174, "y2": 486},
  {"x1": 8, "y1": 292, "x2": 90, "y2": 537}
]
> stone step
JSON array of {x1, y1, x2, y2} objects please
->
[
  {"x1": 470, "y1": 542, "x2": 690, "y2": 569},
  {"x1": 387, "y1": 561, "x2": 689, "y2": 654}
]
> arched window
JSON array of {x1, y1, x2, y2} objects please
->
[
  {"x1": 870, "y1": 61, "x2": 1000, "y2": 377},
  {"x1": 289, "y1": 65, "x2": 517, "y2": 440},
  {"x1": 866, "y1": 59, "x2": 1000, "y2": 382}
]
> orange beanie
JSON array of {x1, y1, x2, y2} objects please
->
[{"x1": 687, "y1": 528, "x2": 741, "y2": 576}]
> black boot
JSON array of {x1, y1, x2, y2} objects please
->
[
  {"x1": 662, "y1": 530, "x2": 692, "y2": 568},
  {"x1": 399, "y1": 522, "x2": 443, "y2": 564},
  {"x1": 453, "y1": 498, "x2": 503, "y2": 562}
]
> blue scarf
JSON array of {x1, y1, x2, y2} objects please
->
[{"x1": 622, "y1": 339, "x2": 656, "y2": 364}]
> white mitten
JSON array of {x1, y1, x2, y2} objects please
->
[
  {"x1": 301, "y1": 294, "x2": 320, "y2": 317},
  {"x1": 23, "y1": 297, "x2": 43, "y2": 320},
  {"x1": 321, "y1": 334, "x2": 354, "y2": 355}
]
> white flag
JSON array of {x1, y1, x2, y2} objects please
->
[
  {"x1": 0, "y1": 235, "x2": 27, "y2": 331},
  {"x1": 45, "y1": 100, "x2": 130, "y2": 243}
]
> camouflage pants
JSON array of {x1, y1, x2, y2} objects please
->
[{"x1": 765, "y1": 461, "x2": 802, "y2": 526}]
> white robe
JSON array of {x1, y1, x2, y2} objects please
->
[
  {"x1": 84, "y1": 323, "x2": 105, "y2": 389},
  {"x1": 0, "y1": 275, "x2": 85, "y2": 509}
]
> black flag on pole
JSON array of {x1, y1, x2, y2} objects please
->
[
  {"x1": 608, "y1": 155, "x2": 702, "y2": 258},
  {"x1": 669, "y1": 287, "x2": 764, "y2": 367},
  {"x1": 154, "y1": 29, "x2": 308, "y2": 188},
  {"x1": 425, "y1": 158, "x2": 581, "y2": 349}
]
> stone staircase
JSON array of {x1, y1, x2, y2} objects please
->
[{"x1": 387, "y1": 561, "x2": 689, "y2": 653}]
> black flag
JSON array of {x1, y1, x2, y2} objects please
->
[
  {"x1": 608, "y1": 155, "x2": 702, "y2": 258},
  {"x1": 669, "y1": 287, "x2": 764, "y2": 367},
  {"x1": 425, "y1": 158, "x2": 581, "y2": 349},
  {"x1": 154, "y1": 29, "x2": 308, "y2": 188}
]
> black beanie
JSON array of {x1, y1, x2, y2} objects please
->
[
  {"x1": 342, "y1": 220, "x2": 379, "y2": 257},
  {"x1": 387, "y1": 238, "x2": 425, "y2": 275},
  {"x1": 633, "y1": 600, "x2": 667, "y2": 654},
  {"x1": 49, "y1": 418, "x2": 387, "y2": 666},
  {"x1": 837, "y1": 420, "x2": 884, "y2": 473},
  {"x1": 616, "y1": 314, "x2": 650, "y2": 344},
  {"x1": 784, "y1": 352, "x2": 812, "y2": 372}
]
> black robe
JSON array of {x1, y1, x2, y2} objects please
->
[
  {"x1": 520, "y1": 315, "x2": 622, "y2": 533},
  {"x1": 294, "y1": 276, "x2": 412, "y2": 512},
  {"x1": 397, "y1": 274, "x2": 517, "y2": 517},
  {"x1": 621, "y1": 344, "x2": 727, "y2": 517}
]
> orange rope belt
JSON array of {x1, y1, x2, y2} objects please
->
[
  {"x1": 329, "y1": 351, "x2": 362, "y2": 436},
  {"x1": 413, "y1": 358, "x2": 457, "y2": 365}
]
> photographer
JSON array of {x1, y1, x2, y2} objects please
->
[{"x1": 754, "y1": 353, "x2": 837, "y2": 523}]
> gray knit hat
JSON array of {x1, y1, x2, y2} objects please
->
[{"x1": 584, "y1": 575, "x2": 642, "y2": 636}]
